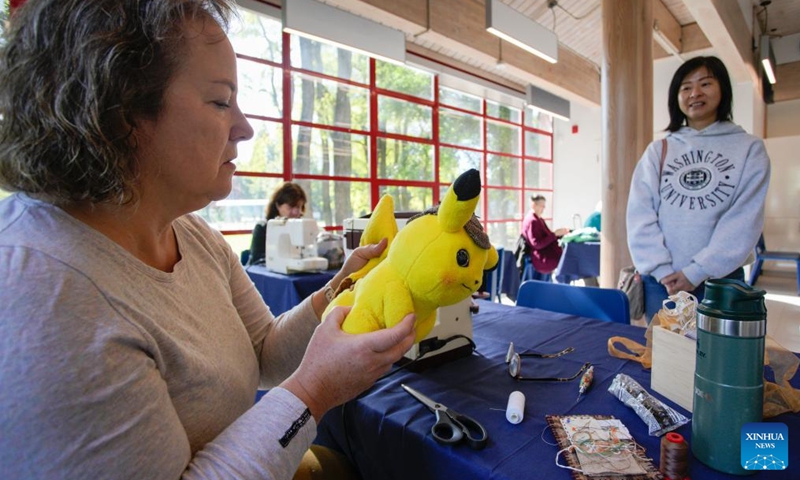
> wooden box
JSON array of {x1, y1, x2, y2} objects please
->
[{"x1": 650, "y1": 326, "x2": 696, "y2": 412}]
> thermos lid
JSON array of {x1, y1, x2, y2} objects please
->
[{"x1": 697, "y1": 279, "x2": 766, "y2": 321}]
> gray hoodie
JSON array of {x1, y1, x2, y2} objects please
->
[{"x1": 626, "y1": 121, "x2": 770, "y2": 287}]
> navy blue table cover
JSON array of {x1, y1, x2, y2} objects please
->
[
  {"x1": 245, "y1": 265, "x2": 335, "y2": 316},
  {"x1": 316, "y1": 300, "x2": 799, "y2": 480},
  {"x1": 554, "y1": 241, "x2": 600, "y2": 284}
]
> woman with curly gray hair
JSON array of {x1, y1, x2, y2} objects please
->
[{"x1": 0, "y1": 1, "x2": 415, "y2": 478}]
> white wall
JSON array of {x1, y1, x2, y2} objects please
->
[
  {"x1": 763, "y1": 103, "x2": 800, "y2": 269},
  {"x1": 763, "y1": 135, "x2": 800, "y2": 270},
  {"x1": 653, "y1": 56, "x2": 682, "y2": 135},
  {"x1": 552, "y1": 101, "x2": 602, "y2": 231},
  {"x1": 768, "y1": 99, "x2": 800, "y2": 138}
]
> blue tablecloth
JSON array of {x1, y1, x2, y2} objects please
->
[
  {"x1": 554, "y1": 241, "x2": 600, "y2": 284},
  {"x1": 245, "y1": 265, "x2": 335, "y2": 316},
  {"x1": 316, "y1": 300, "x2": 799, "y2": 480}
]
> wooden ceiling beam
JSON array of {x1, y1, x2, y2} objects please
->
[
  {"x1": 321, "y1": 0, "x2": 601, "y2": 107},
  {"x1": 680, "y1": 22, "x2": 713, "y2": 53},
  {"x1": 774, "y1": 61, "x2": 800, "y2": 102},
  {"x1": 653, "y1": 22, "x2": 712, "y2": 60},
  {"x1": 653, "y1": 0, "x2": 682, "y2": 55},
  {"x1": 680, "y1": 0, "x2": 757, "y2": 84},
  {"x1": 405, "y1": 43, "x2": 525, "y2": 94}
]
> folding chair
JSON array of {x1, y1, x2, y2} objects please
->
[
  {"x1": 516, "y1": 279, "x2": 630, "y2": 324},
  {"x1": 748, "y1": 234, "x2": 800, "y2": 294},
  {"x1": 521, "y1": 256, "x2": 552, "y2": 282}
]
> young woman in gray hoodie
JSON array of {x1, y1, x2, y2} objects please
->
[{"x1": 626, "y1": 56, "x2": 771, "y2": 322}]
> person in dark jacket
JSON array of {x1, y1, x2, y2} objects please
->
[{"x1": 521, "y1": 195, "x2": 569, "y2": 279}]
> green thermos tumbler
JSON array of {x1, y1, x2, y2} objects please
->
[{"x1": 692, "y1": 279, "x2": 767, "y2": 475}]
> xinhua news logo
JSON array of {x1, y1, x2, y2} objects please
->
[{"x1": 741, "y1": 423, "x2": 788, "y2": 471}]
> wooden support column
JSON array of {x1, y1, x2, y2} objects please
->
[{"x1": 599, "y1": 0, "x2": 653, "y2": 288}]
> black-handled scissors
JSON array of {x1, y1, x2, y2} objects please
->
[{"x1": 401, "y1": 384, "x2": 488, "y2": 450}]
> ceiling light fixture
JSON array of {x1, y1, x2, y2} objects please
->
[
  {"x1": 282, "y1": 0, "x2": 406, "y2": 66},
  {"x1": 760, "y1": 35, "x2": 777, "y2": 84},
  {"x1": 758, "y1": 0, "x2": 777, "y2": 85},
  {"x1": 485, "y1": 0, "x2": 558, "y2": 64},
  {"x1": 526, "y1": 85, "x2": 569, "y2": 122}
]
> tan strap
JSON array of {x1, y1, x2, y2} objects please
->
[{"x1": 607, "y1": 336, "x2": 652, "y2": 369}]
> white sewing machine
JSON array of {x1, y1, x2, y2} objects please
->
[
  {"x1": 265, "y1": 217, "x2": 329, "y2": 274},
  {"x1": 343, "y1": 212, "x2": 475, "y2": 370},
  {"x1": 401, "y1": 297, "x2": 475, "y2": 370}
]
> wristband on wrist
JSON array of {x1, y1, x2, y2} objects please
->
[{"x1": 323, "y1": 282, "x2": 335, "y2": 303}]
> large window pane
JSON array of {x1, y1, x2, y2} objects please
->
[
  {"x1": 197, "y1": 176, "x2": 282, "y2": 231},
  {"x1": 291, "y1": 73, "x2": 369, "y2": 130},
  {"x1": 238, "y1": 119, "x2": 283, "y2": 174},
  {"x1": 376, "y1": 138, "x2": 434, "y2": 181},
  {"x1": 439, "y1": 147, "x2": 481, "y2": 183},
  {"x1": 525, "y1": 108, "x2": 554, "y2": 133},
  {"x1": 290, "y1": 37, "x2": 368, "y2": 84},
  {"x1": 486, "y1": 188, "x2": 522, "y2": 220},
  {"x1": 291, "y1": 126, "x2": 369, "y2": 178},
  {"x1": 378, "y1": 96, "x2": 432, "y2": 139},
  {"x1": 486, "y1": 154, "x2": 520, "y2": 187},
  {"x1": 488, "y1": 221, "x2": 520, "y2": 251},
  {"x1": 379, "y1": 185, "x2": 433, "y2": 212},
  {"x1": 224, "y1": 234, "x2": 254, "y2": 259},
  {"x1": 486, "y1": 120, "x2": 520, "y2": 155},
  {"x1": 439, "y1": 107, "x2": 481, "y2": 149},
  {"x1": 230, "y1": 9, "x2": 282, "y2": 62},
  {"x1": 525, "y1": 130, "x2": 552, "y2": 159},
  {"x1": 238, "y1": 58, "x2": 282, "y2": 118},
  {"x1": 439, "y1": 86, "x2": 481, "y2": 113},
  {"x1": 486, "y1": 100, "x2": 520, "y2": 122},
  {"x1": 524, "y1": 160, "x2": 553, "y2": 189},
  {"x1": 376, "y1": 61, "x2": 433, "y2": 100},
  {"x1": 209, "y1": 6, "x2": 559, "y2": 252},
  {"x1": 303, "y1": 180, "x2": 371, "y2": 228}
]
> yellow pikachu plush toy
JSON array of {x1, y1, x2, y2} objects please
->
[{"x1": 324, "y1": 169, "x2": 499, "y2": 343}]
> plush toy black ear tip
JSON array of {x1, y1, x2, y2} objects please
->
[{"x1": 453, "y1": 169, "x2": 481, "y2": 201}]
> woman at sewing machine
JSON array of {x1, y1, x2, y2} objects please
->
[{"x1": 247, "y1": 181, "x2": 307, "y2": 265}]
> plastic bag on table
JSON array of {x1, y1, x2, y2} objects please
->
[
  {"x1": 764, "y1": 336, "x2": 800, "y2": 418},
  {"x1": 653, "y1": 291, "x2": 697, "y2": 339},
  {"x1": 608, "y1": 373, "x2": 688, "y2": 436}
]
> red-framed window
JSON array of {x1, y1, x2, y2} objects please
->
[{"x1": 195, "y1": 5, "x2": 554, "y2": 253}]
